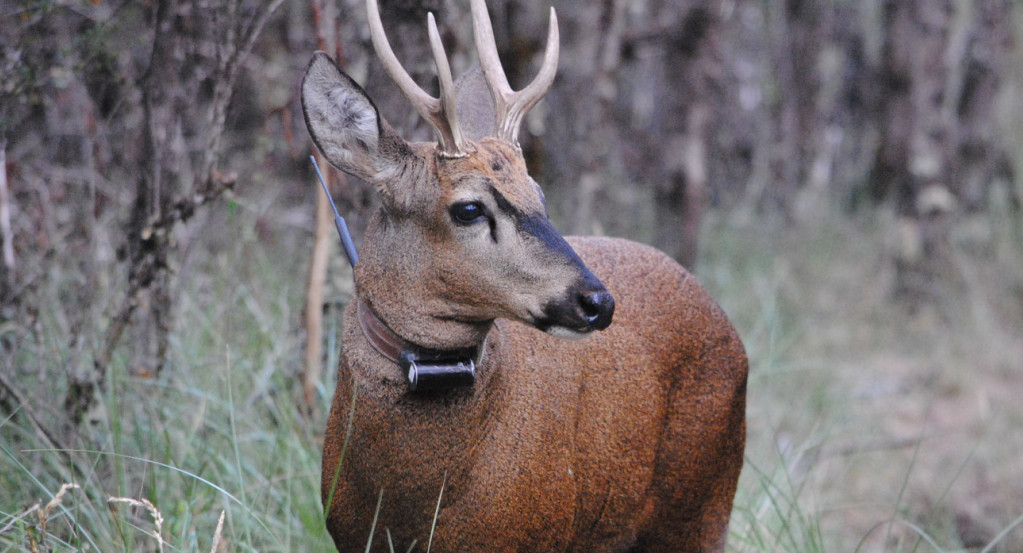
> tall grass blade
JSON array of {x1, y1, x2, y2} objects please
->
[
  {"x1": 363, "y1": 488, "x2": 384, "y2": 553},
  {"x1": 426, "y1": 473, "x2": 446, "y2": 553}
]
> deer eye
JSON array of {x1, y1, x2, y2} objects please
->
[{"x1": 450, "y1": 201, "x2": 487, "y2": 225}]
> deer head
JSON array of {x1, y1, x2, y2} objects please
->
[{"x1": 301, "y1": 0, "x2": 614, "y2": 350}]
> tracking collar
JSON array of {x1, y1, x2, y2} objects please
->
[{"x1": 356, "y1": 299, "x2": 478, "y2": 392}]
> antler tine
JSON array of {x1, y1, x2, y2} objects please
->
[
  {"x1": 471, "y1": 0, "x2": 559, "y2": 144},
  {"x1": 427, "y1": 13, "x2": 465, "y2": 153},
  {"x1": 366, "y1": 0, "x2": 466, "y2": 155}
]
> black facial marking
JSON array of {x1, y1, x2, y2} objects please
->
[
  {"x1": 487, "y1": 183, "x2": 586, "y2": 268},
  {"x1": 518, "y1": 214, "x2": 584, "y2": 264},
  {"x1": 489, "y1": 184, "x2": 570, "y2": 253},
  {"x1": 489, "y1": 185, "x2": 521, "y2": 218}
]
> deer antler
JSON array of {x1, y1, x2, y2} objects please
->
[
  {"x1": 366, "y1": 0, "x2": 559, "y2": 152},
  {"x1": 366, "y1": 0, "x2": 466, "y2": 156},
  {"x1": 471, "y1": 0, "x2": 559, "y2": 144}
]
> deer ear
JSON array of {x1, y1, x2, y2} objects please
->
[
  {"x1": 302, "y1": 52, "x2": 421, "y2": 196},
  {"x1": 454, "y1": 65, "x2": 497, "y2": 142}
]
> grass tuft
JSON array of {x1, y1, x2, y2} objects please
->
[{"x1": 107, "y1": 497, "x2": 165, "y2": 553}]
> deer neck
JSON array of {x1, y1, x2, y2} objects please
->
[
  {"x1": 350, "y1": 222, "x2": 500, "y2": 394},
  {"x1": 353, "y1": 211, "x2": 493, "y2": 353}
]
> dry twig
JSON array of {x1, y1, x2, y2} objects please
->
[
  {"x1": 303, "y1": 0, "x2": 348, "y2": 415},
  {"x1": 0, "y1": 140, "x2": 13, "y2": 271}
]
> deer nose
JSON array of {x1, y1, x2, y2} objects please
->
[{"x1": 580, "y1": 290, "x2": 615, "y2": 331}]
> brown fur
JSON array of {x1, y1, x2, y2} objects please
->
[
  {"x1": 301, "y1": 38, "x2": 746, "y2": 552},
  {"x1": 322, "y1": 236, "x2": 746, "y2": 553}
]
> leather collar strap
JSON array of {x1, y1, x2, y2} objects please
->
[{"x1": 356, "y1": 299, "x2": 478, "y2": 392}]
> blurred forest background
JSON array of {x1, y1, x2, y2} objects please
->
[{"x1": 2, "y1": 0, "x2": 1023, "y2": 551}]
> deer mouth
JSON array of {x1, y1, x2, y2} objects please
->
[{"x1": 535, "y1": 287, "x2": 615, "y2": 338}]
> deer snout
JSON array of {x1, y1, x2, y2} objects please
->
[
  {"x1": 538, "y1": 277, "x2": 615, "y2": 339},
  {"x1": 579, "y1": 289, "x2": 615, "y2": 330}
]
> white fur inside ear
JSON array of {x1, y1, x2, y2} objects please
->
[
  {"x1": 321, "y1": 87, "x2": 379, "y2": 152},
  {"x1": 301, "y1": 54, "x2": 382, "y2": 172}
]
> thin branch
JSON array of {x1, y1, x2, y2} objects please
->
[
  {"x1": 143, "y1": 172, "x2": 238, "y2": 238},
  {"x1": 102, "y1": 173, "x2": 237, "y2": 363},
  {"x1": 0, "y1": 370, "x2": 79, "y2": 482},
  {"x1": 0, "y1": 140, "x2": 14, "y2": 271},
  {"x1": 200, "y1": 0, "x2": 285, "y2": 195},
  {"x1": 72, "y1": 173, "x2": 237, "y2": 425},
  {"x1": 303, "y1": 0, "x2": 343, "y2": 415},
  {"x1": 232, "y1": 0, "x2": 287, "y2": 83}
]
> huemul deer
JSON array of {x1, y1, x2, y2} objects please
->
[{"x1": 301, "y1": 0, "x2": 747, "y2": 551}]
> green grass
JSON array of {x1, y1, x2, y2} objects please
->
[
  {"x1": 3, "y1": 199, "x2": 1023, "y2": 552},
  {"x1": 0, "y1": 202, "x2": 336, "y2": 552}
]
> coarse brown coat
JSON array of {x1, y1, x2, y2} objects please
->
[
  {"x1": 321, "y1": 235, "x2": 747, "y2": 553},
  {"x1": 302, "y1": 2, "x2": 747, "y2": 551}
]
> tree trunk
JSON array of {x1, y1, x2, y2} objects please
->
[
  {"x1": 66, "y1": 0, "x2": 282, "y2": 425},
  {"x1": 869, "y1": 0, "x2": 1012, "y2": 303}
]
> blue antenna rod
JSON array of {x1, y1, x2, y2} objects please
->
[{"x1": 311, "y1": 155, "x2": 359, "y2": 267}]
